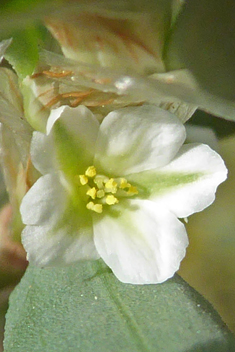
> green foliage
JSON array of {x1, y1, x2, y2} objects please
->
[
  {"x1": 4, "y1": 27, "x2": 41, "y2": 80},
  {"x1": 165, "y1": 0, "x2": 235, "y2": 102},
  {"x1": 0, "y1": 0, "x2": 48, "y2": 12},
  {"x1": 0, "y1": 0, "x2": 61, "y2": 79},
  {"x1": 4, "y1": 261, "x2": 235, "y2": 352}
]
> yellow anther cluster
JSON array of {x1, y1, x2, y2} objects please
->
[
  {"x1": 106, "y1": 195, "x2": 119, "y2": 205},
  {"x1": 79, "y1": 166, "x2": 138, "y2": 214},
  {"x1": 97, "y1": 190, "x2": 105, "y2": 198},
  {"x1": 127, "y1": 185, "x2": 138, "y2": 196},
  {"x1": 94, "y1": 176, "x2": 107, "y2": 189},
  {"x1": 104, "y1": 178, "x2": 117, "y2": 194},
  {"x1": 79, "y1": 175, "x2": 88, "y2": 185},
  {"x1": 85, "y1": 166, "x2": 97, "y2": 178},
  {"x1": 86, "y1": 201, "x2": 103, "y2": 214},
  {"x1": 86, "y1": 187, "x2": 97, "y2": 200},
  {"x1": 120, "y1": 178, "x2": 131, "y2": 189}
]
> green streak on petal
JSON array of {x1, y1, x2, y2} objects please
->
[
  {"x1": 127, "y1": 170, "x2": 203, "y2": 198},
  {"x1": 53, "y1": 193, "x2": 93, "y2": 239},
  {"x1": 53, "y1": 120, "x2": 90, "y2": 180}
]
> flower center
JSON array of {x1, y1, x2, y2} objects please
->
[{"x1": 78, "y1": 166, "x2": 138, "y2": 214}]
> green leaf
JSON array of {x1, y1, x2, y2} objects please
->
[
  {"x1": 0, "y1": 0, "x2": 48, "y2": 12},
  {"x1": 4, "y1": 261, "x2": 235, "y2": 351},
  {"x1": 4, "y1": 26, "x2": 42, "y2": 79},
  {"x1": 0, "y1": 1, "x2": 60, "y2": 37},
  {"x1": 165, "y1": 0, "x2": 235, "y2": 103},
  {"x1": 0, "y1": 1, "x2": 57, "y2": 78}
]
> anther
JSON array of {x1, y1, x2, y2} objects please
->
[
  {"x1": 86, "y1": 201, "x2": 95, "y2": 210},
  {"x1": 93, "y1": 204, "x2": 103, "y2": 213},
  {"x1": 86, "y1": 201, "x2": 103, "y2": 213},
  {"x1": 79, "y1": 175, "x2": 88, "y2": 185},
  {"x1": 106, "y1": 195, "x2": 119, "y2": 205},
  {"x1": 105, "y1": 178, "x2": 117, "y2": 193},
  {"x1": 127, "y1": 186, "x2": 138, "y2": 195},
  {"x1": 119, "y1": 178, "x2": 131, "y2": 189},
  {"x1": 97, "y1": 190, "x2": 105, "y2": 198},
  {"x1": 86, "y1": 187, "x2": 97, "y2": 199},
  {"x1": 85, "y1": 166, "x2": 96, "y2": 178},
  {"x1": 94, "y1": 176, "x2": 106, "y2": 189}
]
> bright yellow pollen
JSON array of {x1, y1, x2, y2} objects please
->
[
  {"x1": 97, "y1": 189, "x2": 105, "y2": 198},
  {"x1": 80, "y1": 166, "x2": 138, "y2": 214},
  {"x1": 127, "y1": 186, "x2": 138, "y2": 195},
  {"x1": 79, "y1": 175, "x2": 88, "y2": 185},
  {"x1": 93, "y1": 204, "x2": 103, "y2": 213},
  {"x1": 86, "y1": 187, "x2": 97, "y2": 199},
  {"x1": 85, "y1": 166, "x2": 96, "y2": 177},
  {"x1": 106, "y1": 195, "x2": 119, "y2": 205},
  {"x1": 105, "y1": 178, "x2": 117, "y2": 193},
  {"x1": 94, "y1": 175, "x2": 108, "y2": 189},
  {"x1": 86, "y1": 201, "x2": 103, "y2": 213},
  {"x1": 119, "y1": 178, "x2": 131, "y2": 189},
  {"x1": 86, "y1": 201, "x2": 95, "y2": 210}
]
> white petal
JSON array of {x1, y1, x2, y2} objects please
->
[
  {"x1": 152, "y1": 143, "x2": 228, "y2": 217},
  {"x1": 94, "y1": 105, "x2": 186, "y2": 176},
  {"x1": 47, "y1": 106, "x2": 67, "y2": 135},
  {"x1": 22, "y1": 223, "x2": 99, "y2": 267},
  {"x1": 20, "y1": 173, "x2": 66, "y2": 226},
  {"x1": 21, "y1": 173, "x2": 100, "y2": 266},
  {"x1": 47, "y1": 105, "x2": 100, "y2": 173},
  {"x1": 30, "y1": 131, "x2": 58, "y2": 175},
  {"x1": 47, "y1": 105, "x2": 99, "y2": 149},
  {"x1": 93, "y1": 199, "x2": 188, "y2": 284}
]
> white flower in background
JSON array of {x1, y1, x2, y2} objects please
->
[{"x1": 20, "y1": 105, "x2": 227, "y2": 284}]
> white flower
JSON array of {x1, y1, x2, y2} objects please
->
[{"x1": 20, "y1": 105, "x2": 227, "y2": 284}]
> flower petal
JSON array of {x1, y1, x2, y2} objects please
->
[
  {"x1": 94, "y1": 105, "x2": 186, "y2": 176},
  {"x1": 30, "y1": 131, "x2": 58, "y2": 175},
  {"x1": 20, "y1": 173, "x2": 66, "y2": 226},
  {"x1": 130, "y1": 143, "x2": 227, "y2": 218},
  {"x1": 46, "y1": 9, "x2": 168, "y2": 74},
  {"x1": 93, "y1": 199, "x2": 188, "y2": 284},
  {"x1": 21, "y1": 173, "x2": 99, "y2": 266},
  {"x1": 22, "y1": 223, "x2": 99, "y2": 267},
  {"x1": 47, "y1": 105, "x2": 100, "y2": 176}
]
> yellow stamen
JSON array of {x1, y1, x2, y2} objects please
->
[
  {"x1": 86, "y1": 187, "x2": 97, "y2": 199},
  {"x1": 80, "y1": 166, "x2": 138, "y2": 214},
  {"x1": 106, "y1": 195, "x2": 119, "y2": 205},
  {"x1": 127, "y1": 186, "x2": 138, "y2": 195},
  {"x1": 86, "y1": 201, "x2": 95, "y2": 210},
  {"x1": 105, "y1": 178, "x2": 117, "y2": 193},
  {"x1": 97, "y1": 189, "x2": 105, "y2": 198},
  {"x1": 86, "y1": 202, "x2": 103, "y2": 213},
  {"x1": 85, "y1": 166, "x2": 96, "y2": 177},
  {"x1": 79, "y1": 175, "x2": 88, "y2": 185},
  {"x1": 93, "y1": 204, "x2": 103, "y2": 213},
  {"x1": 119, "y1": 178, "x2": 131, "y2": 189},
  {"x1": 94, "y1": 176, "x2": 106, "y2": 189}
]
